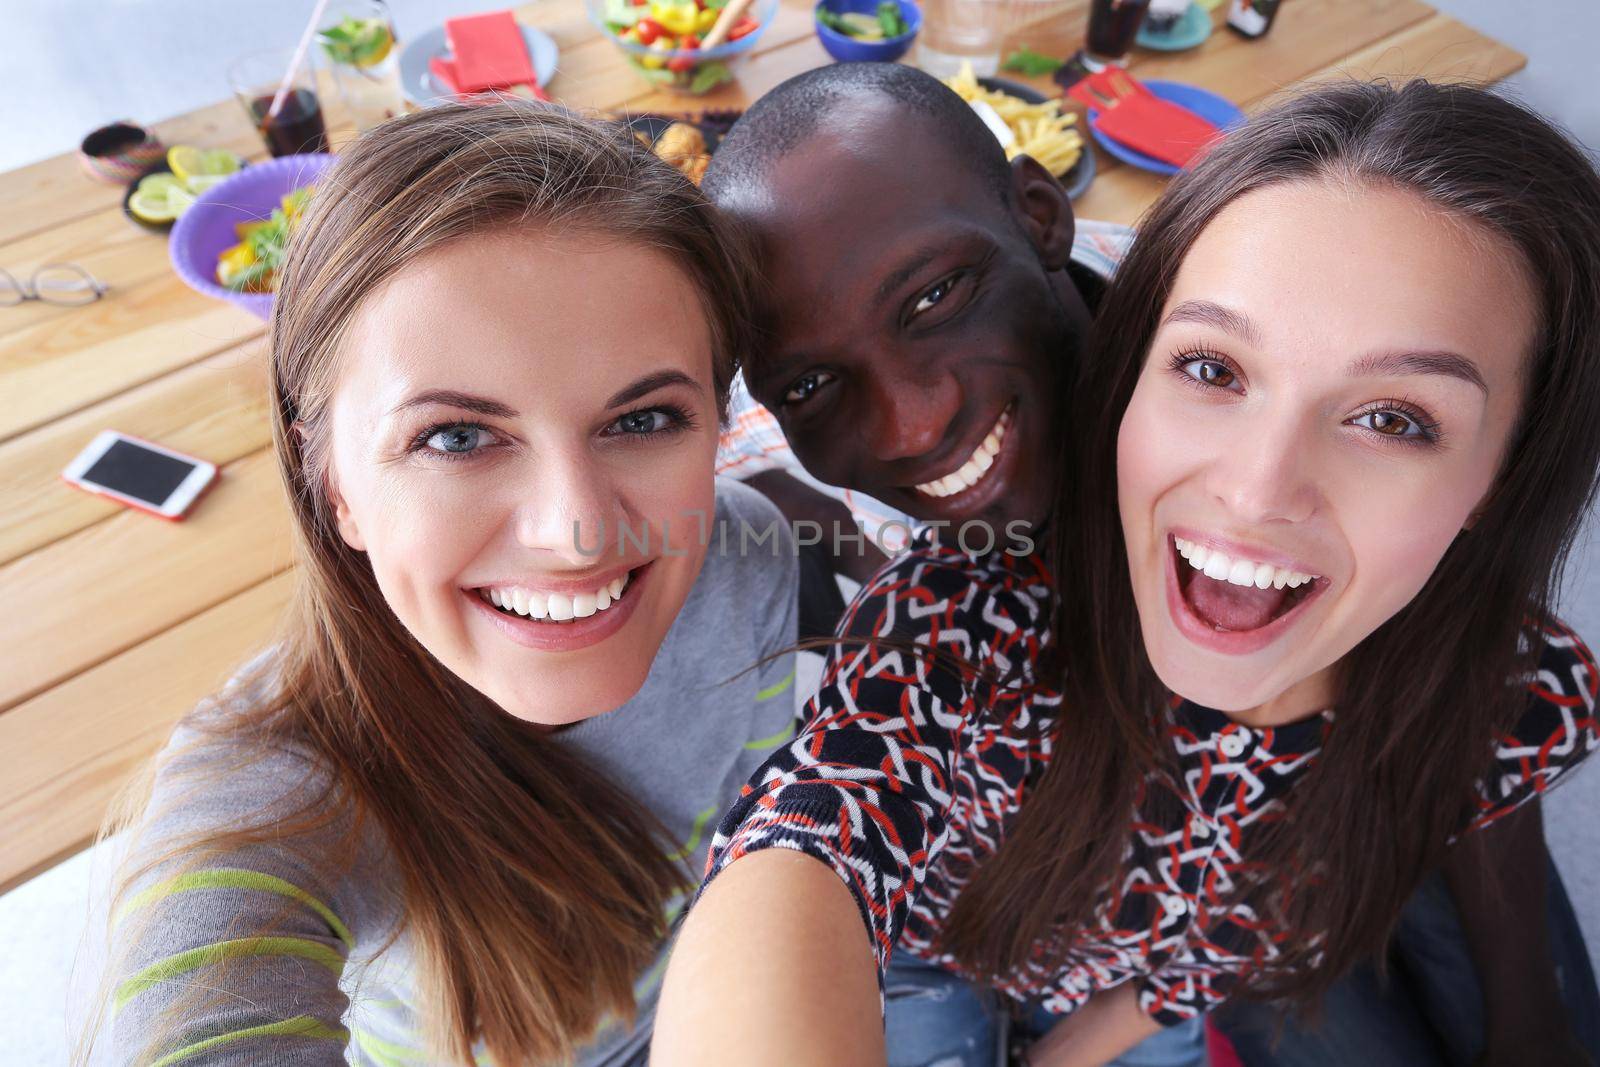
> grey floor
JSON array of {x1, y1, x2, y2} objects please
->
[{"x1": 3, "y1": 1, "x2": 1597, "y2": 1062}]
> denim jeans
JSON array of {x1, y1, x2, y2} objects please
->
[
  {"x1": 884, "y1": 954, "x2": 1007, "y2": 1067},
  {"x1": 883, "y1": 953, "x2": 1206, "y2": 1067},
  {"x1": 1014, "y1": 1000, "x2": 1207, "y2": 1067},
  {"x1": 1211, "y1": 859, "x2": 1600, "y2": 1065}
]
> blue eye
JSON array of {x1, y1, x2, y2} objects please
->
[
  {"x1": 604, "y1": 405, "x2": 695, "y2": 439},
  {"x1": 616, "y1": 410, "x2": 669, "y2": 434},
  {"x1": 424, "y1": 423, "x2": 489, "y2": 456}
]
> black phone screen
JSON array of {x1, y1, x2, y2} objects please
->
[{"x1": 81, "y1": 439, "x2": 197, "y2": 505}]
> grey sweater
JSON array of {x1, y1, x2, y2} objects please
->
[{"x1": 107, "y1": 479, "x2": 798, "y2": 1066}]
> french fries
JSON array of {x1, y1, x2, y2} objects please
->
[{"x1": 943, "y1": 62, "x2": 1084, "y2": 178}]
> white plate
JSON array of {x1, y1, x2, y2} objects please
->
[{"x1": 397, "y1": 23, "x2": 560, "y2": 106}]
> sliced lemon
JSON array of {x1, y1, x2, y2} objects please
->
[
  {"x1": 129, "y1": 187, "x2": 181, "y2": 223},
  {"x1": 136, "y1": 172, "x2": 184, "y2": 197},
  {"x1": 167, "y1": 145, "x2": 242, "y2": 187}
]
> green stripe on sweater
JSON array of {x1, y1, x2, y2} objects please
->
[
  {"x1": 150, "y1": 1015, "x2": 347, "y2": 1066},
  {"x1": 116, "y1": 936, "x2": 346, "y2": 1012},
  {"x1": 117, "y1": 868, "x2": 354, "y2": 947}
]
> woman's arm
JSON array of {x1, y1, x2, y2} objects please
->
[
  {"x1": 1022, "y1": 985, "x2": 1162, "y2": 1067},
  {"x1": 653, "y1": 849, "x2": 885, "y2": 1066}
]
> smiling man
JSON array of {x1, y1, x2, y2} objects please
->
[{"x1": 710, "y1": 62, "x2": 1131, "y2": 574}]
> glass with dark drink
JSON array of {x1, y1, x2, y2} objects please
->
[
  {"x1": 230, "y1": 49, "x2": 332, "y2": 158},
  {"x1": 1085, "y1": 0, "x2": 1153, "y2": 64}
]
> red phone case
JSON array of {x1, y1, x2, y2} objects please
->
[{"x1": 60, "y1": 432, "x2": 219, "y2": 522}]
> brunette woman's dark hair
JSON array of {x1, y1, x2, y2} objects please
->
[{"x1": 942, "y1": 79, "x2": 1600, "y2": 1006}]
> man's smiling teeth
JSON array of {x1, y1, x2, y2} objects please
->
[
  {"x1": 1173, "y1": 537, "x2": 1318, "y2": 590},
  {"x1": 916, "y1": 409, "x2": 1012, "y2": 499},
  {"x1": 482, "y1": 573, "x2": 629, "y2": 621}
]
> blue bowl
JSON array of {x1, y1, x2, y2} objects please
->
[{"x1": 814, "y1": 0, "x2": 921, "y2": 63}]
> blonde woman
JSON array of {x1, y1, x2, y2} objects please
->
[{"x1": 86, "y1": 102, "x2": 797, "y2": 1066}]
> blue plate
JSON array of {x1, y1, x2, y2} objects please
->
[
  {"x1": 1136, "y1": 3, "x2": 1213, "y2": 52},
  {"x1": 979, "y1": 77, "x2": 1096, "y2": 201},
  {"x1": 398, "y1": 23, "x2": 560, "y2": 107},
  {"x1": 1087, "y1": 79, "x2": 1242, "y2": 175}
]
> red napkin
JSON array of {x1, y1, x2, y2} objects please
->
[
  {"x1": 445, "y1": 11, "x2": 535, "y2": 92},
  {"x1": 429, "y1": 55, "x2": 464, "y2": 95},
  {"x1": 1068, "y1": 66, "x2": 1221, "y2": 168}
]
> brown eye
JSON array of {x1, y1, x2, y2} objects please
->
[
  {"x1": 1369, "y1": 411, "x2": 1410, "y2": 436},
  {"x1": 1182, "y1": 359, "x2": 1236, "y2": 389}
]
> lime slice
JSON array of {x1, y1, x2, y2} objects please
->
[
  {"x1": 320, "y1": 16, "x2": 394, "y2": 68},
  {"x1": 184, "y1": 174, "x2": 231, "y2": 194},
  {"x1": 840, "y1": 12, "x2": 885, "y2": 37},
  {"x1": 168, "y1": 145, "x2": 242, "y2": 187}
]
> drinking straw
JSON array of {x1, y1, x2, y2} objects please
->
[
  {"x1": 700, "y1": 0, "x2": 756, "y2": 48},
  {"x1": 266, "y1": 0, "x2": 334, "y2": 122}
]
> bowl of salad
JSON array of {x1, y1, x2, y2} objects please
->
[
  {"x1": 814, "y1": 0, "x2": 919, "y2": 63},
  {"x1": 590, "y1": 0, "x2": 778, "y2": 95},
  {"x1": 168, "y1": 152, "x2": 334, "y2": 320}
]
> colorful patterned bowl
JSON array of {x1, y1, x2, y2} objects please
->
[{"x1": 168, "y1": 153, "x2": 336, "y2": 321}]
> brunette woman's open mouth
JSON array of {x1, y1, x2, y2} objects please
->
[
  {"x1": 466, "y1": 562, "x2": 653, "y2": 652},
  {"x1": 1165, "y1": 533, "x2": 1328, "y2": 655}
]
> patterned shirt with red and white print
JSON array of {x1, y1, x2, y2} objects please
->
[{"x1": 702, "y1": 533, "x2": 1599, "y2": 1026}]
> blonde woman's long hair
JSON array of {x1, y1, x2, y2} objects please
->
[{"x1": 90, "y1": 100, "x2": 758, "y2": 1065}]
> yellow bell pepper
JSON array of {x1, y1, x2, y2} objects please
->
[
  {"x1": 695, "y1": 6, "x2": 719, "y2": 34},
  {"x1": 649, "y1": 0, "x2": 698, "y2": 35}
]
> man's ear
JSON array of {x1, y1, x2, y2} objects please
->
[
  {"x1": 1008, "y1": 154, "x2": 1076, "y2": 271},
  {"x1": 324, "y1": 468, "x2": 366, "y2": 552}
]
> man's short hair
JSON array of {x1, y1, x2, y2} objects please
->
[{"x1": 702, "y1": 62, "x2": 1014, "y2": 205}]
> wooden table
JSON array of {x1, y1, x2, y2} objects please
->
[{"x1": 0, "y1": 0, "x2": 1523, "y2": 894}]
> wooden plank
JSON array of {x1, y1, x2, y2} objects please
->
[
  {"x1": 0, "y1": 343, "x2": 270, "y2": 565},
  {"x1": 0, "y1": 275, "x2": 262, "y2": 443},
  {"x1": 1298, "y1": 9, "x2": 1524, "y2": 86},
  {"x1": 0, "y1": 447, "x2": 293, "y2": 712},
  {"x1": 0, "y1": 572, "x2": 294, "y2": 894},
  {"x1": 0, "y1": 207, "x2": 177, "y2": 341}
]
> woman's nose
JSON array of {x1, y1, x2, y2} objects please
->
[
  {"x1": 1202, "y1": 417, "x2": 1321, "y2": 526},
  {"x1": 513, "y1": 450, "x2": 625, "y2": 564}
]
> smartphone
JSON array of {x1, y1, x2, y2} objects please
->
[{"x1": 61, "y1": 430, "x2": 218, "y2": 521}]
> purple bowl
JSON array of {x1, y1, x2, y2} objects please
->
[{"x1": 168, "y1": 153, "x2": 336, "y2": 321}]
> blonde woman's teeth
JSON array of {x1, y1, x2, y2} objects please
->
[
  {"x1": 916, "y1": 409, "x2": 1011, "y2": 498},
  {"x1": 1172, "y1": 537, "x2": 1318, "y2": 591},
  {"x1": 483, "y1": 574, "x2": 629, "y2": 622}
]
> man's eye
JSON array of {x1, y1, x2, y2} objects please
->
[
  {"x1": 784, "y1": 371, "x2": 835, "y2": 406},
  {"x1": 913, "y1": 277, "x2": 955, "y2": 316}
]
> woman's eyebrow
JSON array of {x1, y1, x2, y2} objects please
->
[
  {"x1": 1347, "y1": 350, "x2": 1488, "y2": 392},
  {"x1": 606, "y1": 369, "x2": 703, "y2": 409},
  {"x1": 390, "y1": 390, "x2": 518, "y2": 418},
  {"x1": 1161, "y1": 299, "x2": 1263, "y2": 348}
]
